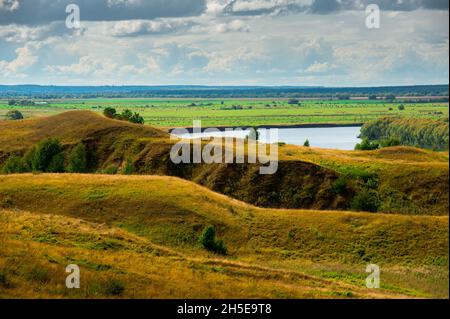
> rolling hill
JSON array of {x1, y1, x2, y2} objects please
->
[
  {"x1": 0, "y1": 111, "x2": 448, "y2": 215},
  {"x1": 0, "y1": 174, "x2": 448, "y2": 298}
]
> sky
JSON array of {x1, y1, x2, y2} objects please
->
[{"x1": 0, "y1": 0, "x2": 448, "y2": 86}]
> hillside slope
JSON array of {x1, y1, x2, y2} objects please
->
[
  {"x1": 0, "y1": 111, "x2": 448, "y2": 214},
  {"x1": 0, "y1": 174, "x2": 448, "y2": 298}
]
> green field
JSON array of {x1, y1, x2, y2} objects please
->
[{"x1": 1, "y1": 98, "x2": 448, "y2": 128}]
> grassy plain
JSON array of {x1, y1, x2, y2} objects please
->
[
  {"x1": 0, "y1": 174, "x2": 448, "y2": 298},
  {"x1": 1, "y1": 98, "x2": 448, "y2": 127}
]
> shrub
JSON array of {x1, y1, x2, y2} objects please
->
[
  {"x1": 129, "y1": 112, "x2": 144, "y2": 124},
  {"x1": 303, "y1": 139, "x2": 310, "y2": 147},
  {"x1": 26, "y1": 266, "x2": 50, "y2": 284},
  {"x1": 67, "y1": 142, "x2": 87, "y2": 173},
  {"x1": 351, "y1": 189, "x2": 380, "y2": 212},
  {"x1": 103, "y1": 165, "x2": 118, "y2": 175},
  {"x1": 103, "y1": 279, "x2": 125, "y2": 296},
  {"x1": 1, "y1": 155, "x2": 27, "y2": 174},
  {"x1": 32, "y1": 138, "x2": 64, "y2": 172},
  {"x1": 103, "y1": 107, "x2": 117, "y2": 118},
  {"x1": 0, "y1": 271, "x2": 10, "y2": 287},
  {"x1": 122, "y1": 160, "x2": 134, "y2": 175},
  {"x1": 355, "y1": 138, "x2": 379, "y2": 151},
  {"x1": 332, "y1": 176, "x2": 348, "y2": 195},
  {"x1": 380, "y1": 137, "x2": 401, "y2": 148},
  {"x1": 199, "y1": 225, "x2": 227, "y2": 255},
  {"x1": 398, "y1": 104, "x2": 405, "y2": 111},
  {"x1": 5, "y1": 110, "x2": 23, "y2": 120}
]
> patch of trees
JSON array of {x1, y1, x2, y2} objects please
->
[
  {"x1": 1, "y1": 139, "x2": 88, "y2": 174},
  {"x1": 7, "y1": 100, "x2": 36, "y2": 106},
  {"x1": 5, "y1": 110, "x2": 24, "y2": 120},
  {"x1": 103, "y1": 107, "x2": 144, "y2": 124},
  {"x1": 198, "y1": 225, "x2": 227, "y2": 255},
  {"x1": 359, "y1": 117, "x2": 449, "y2": 151}
]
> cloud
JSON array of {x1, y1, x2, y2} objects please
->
[
  {"x1": 221, "y1": 0, "x2": 449, "y2": 16},
  {"x1": 0, "y1": 0, "x2": 207, "y2": 25},
  {"x1": 0, "y1": 22, "x2": 84, "y2": 43},
  {"x1": 111, "y1": 19, "x2": 197, "y2": 37},
  {"x1": 0, "y1": 45, "x2": 38, "y2": 77},
  {"x1": 214, "y1": 19, "x2": 249, "y2": 32}
]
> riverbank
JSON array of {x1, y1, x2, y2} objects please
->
[{"x1": 167, "y1": 123, "x2": 363, "y2": 133}]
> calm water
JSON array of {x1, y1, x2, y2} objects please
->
[{"x1": 173, "y1": 126, "x2": 362, "y2": 150}]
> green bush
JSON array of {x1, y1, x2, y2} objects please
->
[
  {"x1": 103, "y1": 165, "x2": 118, "y2": 175},
  {"x1": 0, "y1": 271, "x2": 10, "y2": 287},
  {"x1": 1, "y1": 155, "x2": 27, "y2": 174},
  {"x1": 122, "y1": 160, "x2": 134, "y2": 175},
  {"x1": 103, "y1": 279, "x2": 125, "y2": 296},
  {"x1": 351, "y1": 189, "x2": 380, "y2": 212},
  {"x1": 332, "y1": 176, "x2": 348, "y2": 195},
  {"x1": 32, "y1": 138, "x2": 65, "y2": 172},
  {"x1": 355, "y1": 138, "x2": 379, "y2": 151},
  {"x1": 103, "y1": 107, "x2": 117, "y2": 118},
  {"x1": 198, "y1": 225, "x2": 227, "y2": 255},
  {"x1": 67, "y1": 142, "x2": 87, "y2": 173},
  {"x1": 5, "y1": 110, "x2": 24, "y2": 120},
  {"x1": 303, "y1": 139, "x2": 310, "y2": 147},
  {"x1": 380, "y1": 137, "x2": 401, "y2": 148}
]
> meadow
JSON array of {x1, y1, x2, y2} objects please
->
[
  {"x1": 1, "y1": 98, "x2": 448, "y2": 128},
  {"x1": 0, "y1": 109, "x2": 448, "y2": 299}
]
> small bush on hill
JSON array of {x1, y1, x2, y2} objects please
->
[
  {"x1": 103, "y1": 107, "x2": 117, "y2": 118},
  {"x1": 355, "y1": 138, "x2": 379, "y2": 151},
  {"x1": 380, "y1": 137, "x2": 401, "y2": 148},
  {"x1": 103, "y1": 107, "x2": 144, "y2": 124},
  {"x1": 332, "y1": 176, "x2": 349, "y2": 195},
  {"x1": 32, "y1": 138, "x2": 65, "y2": 172},
  {"x1": 351, "y1": 189, "x2": 380, "y2": 212},
  {"x1": 304, "y1": 139, "x2": 310, "y2": 147},
  {"x1": 1, "y1": 156, "x2": 27, "y2": 174},
  {"x1": 67, "y1": 142, "x2": 87, "y2": 173},
  {"x1": 199, "y1": 225, "x2": 227, "y2": 255},
  {"x1": 103, "y1": 279, "x2": 125, "y2": 296},
  {"x1": 5, "y1": 110, "x2": 24, "y2": 120}
]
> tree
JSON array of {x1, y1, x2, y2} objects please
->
[
  {"x1": 32, "y1": 138, "x2": 64, "y2": 172},
  {"x1": 198, "y1": 225, "x2": 227, "y2": 255},
  {"x1": 398, "y1": 104, "x2": 405, "y2": 111},
  {"x1": 355, "y1": 138, "x2": 379, "y2": 151},
  {"x1": 5, "y1": 110, "x2": 23, "y2": 120},
  {"x1": 67, "y1": 142, "x2": 87, "y2": 173},
  {"x1": 129, "y1": 112, "x2": 144, "y2": 124},
  {"x1": 247, "y1": 127, "x2": 260, "y2": 141},
  {"x1": 1, "y1": 155, "x2": 27, "y2": 174},
  {"x1": 103, "y1": 107, "x2": 117, "y2": 118},
  {"x1": 120, "y1": 109, "x2": 133, "y2": 121},
  {"x1": 303, "y1": 139, "x2": 310, "y2": 147}
]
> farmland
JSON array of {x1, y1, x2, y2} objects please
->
[{"x1": 1, "y1": 98, "x2": 448, "y2": 128}]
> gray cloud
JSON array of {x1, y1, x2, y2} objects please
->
[
  {"x1": 222, "y1": 0, "x2": 449, "y2": 16},
  {"x1": 0, "y1": 0, "x2": 206, "y2": 25}
]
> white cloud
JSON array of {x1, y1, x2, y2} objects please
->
[
  {"x1": 214, "y1": 19, "x2": 249, "y2": 33},
  {"x1": 0, "y1": 45, "x2": 38, "y2": 77}
]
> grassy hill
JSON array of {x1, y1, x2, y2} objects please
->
[
  {"x1": 0, "y1": 174, "x2": 448, "y2": 298},
  {"x1": 0, "y1": 111, "x2": 448, "y2": 215}
]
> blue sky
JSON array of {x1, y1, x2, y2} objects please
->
[{"x1": 0, "y1": 0, "x2": 448, "y2": 86}]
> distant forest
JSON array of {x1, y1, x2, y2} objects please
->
[{"x1": 0, "y1": 84, "x2": 448, "y2": 99}]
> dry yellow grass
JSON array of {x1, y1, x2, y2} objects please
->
[{"x1": 0, "y1": 174, "x2": 448, "y2": 298}]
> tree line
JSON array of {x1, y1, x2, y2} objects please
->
[{"x1": 359, "y1": 117, "x2": 449, "y2": 151}]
